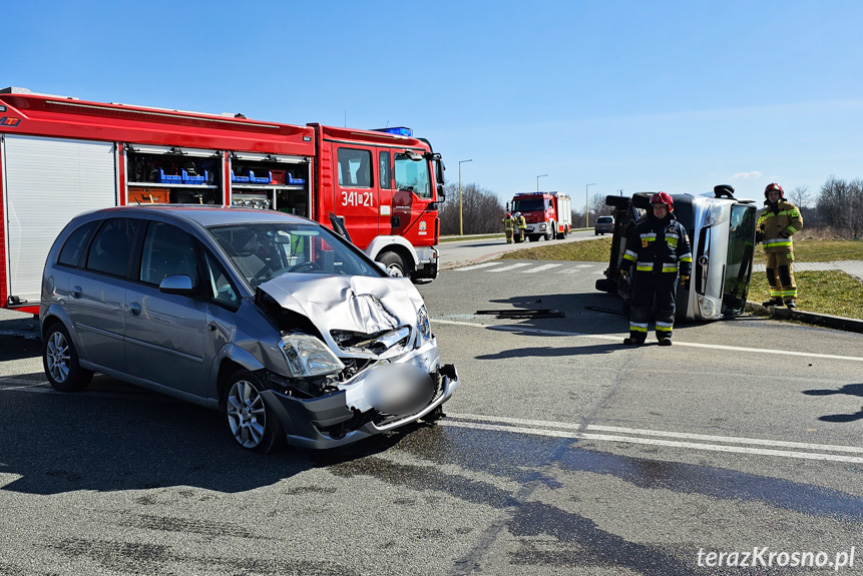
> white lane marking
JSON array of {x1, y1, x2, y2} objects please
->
[
  {"x1": 455, "y1": 262, "x2": 500, "y2": 271},
  {"x1": 452, "y1": 414, "x2": 863, "y2": 453},
  {"x1": 433, "y1": 320, "x2": 863, "y2": 363},
  {"x1": 442, "y1": 415, "x2": 863, "y2": 463},
  {"x1": 586, "y1": 424, "x2": 863, "y2": 454},
  {"x1": 521, "y1": 264, "x2": 562, "y2": 274},
  {"x1": 486, "y1": 263, "x2": 532, "y2": 273}
]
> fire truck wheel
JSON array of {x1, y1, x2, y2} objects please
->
[
  {"x1": 379, "y1": 252, "x2": 406, "y2": 277},
  {"x1": 547, "y1": 223, "x2": 555, "y2": 241},
  {"x1": 43, "y1": 322, "x2": 94, "y2": 392}
]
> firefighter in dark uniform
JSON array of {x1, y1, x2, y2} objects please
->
[
  {"x1": 756, "y1": 182, "x2": 803, "y2": 308},
  {"x1": 619, "y1": 192, "x2": 693, "y2": 346}
]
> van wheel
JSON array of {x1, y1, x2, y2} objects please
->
[
  {"x1": 225, "y1": 370, "x2": 286, "y2": 454},
  {"x1": 379, "y1": 252, "x2": 406, "y2": 277},
  {"x1": 43, "y1": 323, "x2": 93, "y2": 392}
]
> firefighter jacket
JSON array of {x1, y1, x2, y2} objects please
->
[
  {"x1": 517, "y1": 215, "x2": 527, "y2": 229},
  {"x1": 503, "y1": 216, "x2": 514, "y2": 231},
  {"x1": 621, "y1": 214, "x2": 693, "y2": 277},
  {"x1": 757, "y1": 199, "x2": 803, "y2": 254}
]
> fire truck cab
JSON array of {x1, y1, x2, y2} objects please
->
[
  {"x1": 510, "y1": 191, "x2": 572, "y2": 241},
  {"x1": 0, "y1": 87, "x2": 444, "y2": 313},
  {"x1": 596, "y1": 185, "x2": 758, "y2": 321}
]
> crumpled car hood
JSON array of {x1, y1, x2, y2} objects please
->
[{"x1": 258, "y1": 273, "x2": 423, "y2": 339}]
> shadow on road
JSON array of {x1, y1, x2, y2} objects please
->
[
  {"x1": 802, "y1": 383, "x2": 863, "y2": 423},
  {"x1": 0, "y1": 376, "x2": 410, "y2": 495}
]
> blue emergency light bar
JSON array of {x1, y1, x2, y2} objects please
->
[{"x1": 372, "y1": 126, "x2": 413, "y2": 137}]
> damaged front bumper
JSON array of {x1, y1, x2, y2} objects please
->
[{"x1": 261, "y1": 361, "x2": 460, "y2": 450}]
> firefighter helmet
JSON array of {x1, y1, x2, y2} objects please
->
[
  {"x1": 764, "y1": 182, "x2": 784, "y2": 199},
  {"x1": 650, "y1": 192, "x2": 674, "y2": 212},
  {"x1": 505, "y1": 212, "x2": 511, "y2": 218}
]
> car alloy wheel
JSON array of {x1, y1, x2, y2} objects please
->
[
  {"x1": 46, "y1": 330, "x2": 70, "y2": 384},
  {"x1": 42, "y1": 323, "x2": 93, "y2": 392},
  {"x1": 225, "y1": 371, "x2": 285, "y2": 453}
]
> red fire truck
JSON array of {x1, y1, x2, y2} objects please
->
[
  {"x1": 0, "y1": 87, "x2": 445, "y2": 313},
  {"x1": 509, "y1": 191, "x2": 572, "y2": 241}
]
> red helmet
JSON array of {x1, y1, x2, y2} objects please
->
[
  {"x1": 764, "y1": 182, "x2": 784, "y2": 199},
  {"x1": 650, "y1": 192, "x2": 674, "y2": 212}
]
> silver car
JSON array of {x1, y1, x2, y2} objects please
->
[{"x1": 40, "y1": 206, "x2": 459, "y2": 452}]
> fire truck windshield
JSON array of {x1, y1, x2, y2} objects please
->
[
  {"x1": 395, "y1": 153, "x2": 431, "y2": 199},
  {"x1": 512, "y1": 199, "x2": 544, "y2": 212}
]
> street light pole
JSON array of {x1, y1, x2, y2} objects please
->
[
  {"x1": 585, "y1": 183, "x2": 595, "y2": 227},
  {"x1": 458, "y1": 159, "x2": 473, "y2": 236},
  {"x1": 536, "y1": 174, "x2": 548, "y2": 192}
]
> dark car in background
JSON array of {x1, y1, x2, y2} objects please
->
[
  {"x1": 40, "y1": 206, "x2": 459, "y2": 452},
  {"x1": 594, "y1": 215, "x2": 615, "y2": 235}
]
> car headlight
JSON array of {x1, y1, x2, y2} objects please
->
[
  {"x1": 279, "y1": 334, "x2": 345, "y2": 377},
  {"x1": 417, "y1": 305, "x2": 432, "y2": 344},
  {"x1": 701, "y1": 204, "x2": 725, "y2": 228}
]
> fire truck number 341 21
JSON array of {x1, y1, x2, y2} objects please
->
[{"x1": 342, "y1": 190, "x2": 375, "y2": 207}]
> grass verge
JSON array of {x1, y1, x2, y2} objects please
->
[{"x1": 500, "y1": 237, "x2": 863, "y2": 320}]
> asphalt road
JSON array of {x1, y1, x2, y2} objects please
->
[{"x1": 2, "y1": 262, "x2": 863, "y2": 575}]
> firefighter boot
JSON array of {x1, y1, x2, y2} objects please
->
[
  {"x1": 623, "y1": 332, "x2": 646, "y2": 346},
  {"x1": 785, "y1": 299, "x2": 797, "y2": 309},
  {"x1": 657, "y1": 334, "x2": 672, "y2": 347},
  {"x1": 762, "y1": 298, "x2": 783, "y2": 307}
]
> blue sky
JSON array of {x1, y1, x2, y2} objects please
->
[{"x1": 5, "y1": 1, "x2": 862, "y2": 207}]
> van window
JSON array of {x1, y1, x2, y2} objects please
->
[
  {"x1": 58, "y1": 222, "x2": 99, "y2": 268},
  {"x1": 86, "y1": 219, "x2": 141, "y2": 277},
  {"x1": 139, "y1": 222, "x2": 199, "y2": 287}
]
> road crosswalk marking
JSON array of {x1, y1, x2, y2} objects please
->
[
  {"x1": 521, "y1": 263, "x2": 562, "y2": 273},
  {"x1": 454, "y1": 262, "x2": 603, "y2": 274}
]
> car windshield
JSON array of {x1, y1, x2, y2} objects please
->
[
  {"x1": 208, "y1": 222, "x2": 385, "y2": 288},
  {"x1": 598, "y1": 216, "x2": 613, "y2": 223}
]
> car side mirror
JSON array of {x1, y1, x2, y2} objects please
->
[{"x1": 159, "y1": 274, "x2": 196, "y2": 295}]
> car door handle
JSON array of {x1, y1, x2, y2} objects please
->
[
  {"x1": 129, "y1": 302, "x2": 142, "y2": 315},
  {"x1": 72, "y1": 286, "x2": 82, "y2": 298},
  {"x1": 207, "y1": 323, "x2": 217, "y2": 332}
]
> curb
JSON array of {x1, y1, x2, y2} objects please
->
[{"x1": 745, "y1": 301, "x2": 863, "y2": 334}]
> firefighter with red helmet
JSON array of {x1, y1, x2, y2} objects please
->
[
  {"x1": 619, "y1": 192, "x2": 693, "y2": 346},
  {"x1": 756, "y1": 182, "x2": 803, "y2": 308},
  {"x1": 503, "y1": 212, "x2": 515, "y2": 244}
]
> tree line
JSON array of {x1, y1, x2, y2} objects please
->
[{"x1": 438, "y1": 178, "x2": 863, "y2": 238}]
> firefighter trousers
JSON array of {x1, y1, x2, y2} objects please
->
[
  {"x1": 629, "y1": 273, "x2": 678, "y2": 343},
  {"x1": 765, "y1": 250, "x2": 796, "y2": 302}
]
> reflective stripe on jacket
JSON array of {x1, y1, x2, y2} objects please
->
[
  {"x1": 621, "y1": 214, "x2": 692, "y2": 276},
  {"x1": 758, "y1": 199, "x2": 803, "y2": 253}
]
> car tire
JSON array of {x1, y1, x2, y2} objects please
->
[
  {"x1": 528, "y1": 235, "x2": 539, "y2": 242},
  {"x1": 225, "y1": 370, "x2": 286, "y2": 454},
  {"x1": 378, "y1": 251, "x2": 406, "y2": 278},
  {"x1": 43, "y1": 322, "x2": 93, "y2": 392}
]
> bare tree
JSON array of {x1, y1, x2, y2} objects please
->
[
  {"x1": 789, "y1": 185, "x2": 811, "y2": 209},
  {"x1": 815, "y1": 176, "x2": 863, "y2": 238},
  {"x1": 439, "y1": 183, "x2": 505, "y2": 235}
]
